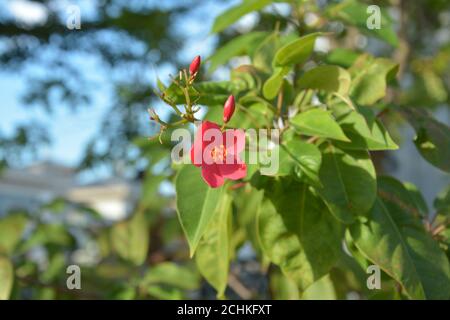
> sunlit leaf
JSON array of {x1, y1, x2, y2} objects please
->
[
  {"x1": 401, "y1": 107, "x2": 450, "y2": 173},
  {"x1": 195, "y1": 190, "x2": 232, "y2": 298},
  {"x1": 211, "y1": 0, "x2": 273, "y2": 34},
  {"x1": 297, "y1": 65, "x2": 351, "y2": 95},
  {"x1": 175, "y1": 165, "x2": 224, "y2": 256},
  {"x1": 258, "y1": 180, "x2": 342, "y2": 291},
  {"x1": 273, "y1": 33, "x2": 321, "y2": 67},
  {"x1": 208, "y1": 31, "x2": 268, "y2": 73},
  {"x1": 317, "y1": 144, "x2": 377, "y2": 223},
  {"x1": 350, "y1": 177, "x2": 450, "y2": 299},
  {"x1": 111, "y1": 210, "x2": 149, "y2": 265},
  {"x1": 290, "y1": 108, "x2": 350, "y2": 142},
  {"x1": 0, "y1": 256, "x2": 13, "y2": 300}
]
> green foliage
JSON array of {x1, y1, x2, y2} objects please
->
[
  {"x1": 297, "y1": 65, "x2": 351, "y2": 95},
  {"x1": 211, "y1": 0, "x2": 274, "y2": 33},
  {"x1": 350, "y1": 178, "x2": 450, "y2": 299},
  {"x1": 195, "y1": 191, "x2": 233, "y2": 298},
  {"x1": 263, "y1": 66, "x2": 290, "y2": 99},
  {"x1": 0, "y1": 212, "x2": 28, "y2": 255},
  {"x1": 327, "y1": 0, "x2": 398, "y2": 47},
  {"x1": 317, "y1": 144, "x2": 377, "y2": 223},
  {"x1": 273, "y1": 33, "x2": 321, "y2": 67},
  {"x1": 175, "y1": 165, "x2": 225, "y2": 256},
  {"x1": 290, "y1": 109, "x2": 350, "y2": 142},
  {"x1": 273, "y1": 139, "x2": 322, "y2": 186},
  {"x1": 208, "y1": 32, "x2": 269, "y2": 73},
  {"x1": 258, "y1": 180, "x2": 342, "y2": 291},
  {"x1": 111, "y1": 210, "x2": 149, "y2": 266},
  {"x1": 349, "y1": 55, "x2": 398, "y2": 106},
  {"x1": 0, "y1": 256, "x2": 13, "y2": 300},
  {"x1": 332, "y1": 104, "x2": 398, "y2": 151},
  {"x1": 3, "y1": 0, "x2": 450, "y2": 301},
  {"x1": 401, "y1": 108, "x2": 450, "y2": 173}
]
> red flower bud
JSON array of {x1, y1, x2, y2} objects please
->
[
  {"x1": 189, "y1": 55, "x2": 201, "y2": 77},
  {"x1": 223, "y1": 95, "x2": 235, "y2": 123}
]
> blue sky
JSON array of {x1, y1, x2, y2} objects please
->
[{"x1": 0, "y1": 0, "x2": 239, "y2": 167}]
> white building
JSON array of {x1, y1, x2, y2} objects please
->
[{"x1": 0, "y1": 161, "x2": 139, "y2": 220}]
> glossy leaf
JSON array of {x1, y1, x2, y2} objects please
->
[
  {"x1": 0, "y1": 256, "x2": 13, "y2": 300},
  {"x1": 302, "y1": 274, "x2": 337, "y2": 300},
  {"x1": 297, "y1": 65, "x2": 351, "y2": 95},
  {"x1": 142, "y1": 262, "x2": 200, "y2": 290},
  {"x1": 332, "y1": 104, "x2": 398, "y2": 150},
  {"x1": 195, "y1": 190, "x2": 232, "y2": 298},
  {"x1": 211, "y1": 0, "x2": 273, "y2": 34},
  {"x1": 175, "y1": 165, "x2": 224, "y2": 256},
  {"x1": 349, "y1": 55, "x2": 398, "y2": 106},
  {"x1": 350, "y1": 178, "x2": 450, "y2": 299},
  {"x1": 208, "y1": 31, "x2": 268, "y2": 73},
  {"x1": 258, "y1": 180, "x2": 342, "y2": 291},
  {"x1": 262, "y1": 66, "x2": 289, "y2": 99},
  {"x1": 111, "y1": 210, "x2": 149, "y2": 266},
  {"x1": 434, "y1": 185, "x2": 450, "y2": 217},
  {"x1": 274, "y1": 33, "x2": 321, "y2": 67},
  {"x1": 327, "y1": 0, "x2": 398, "y2": 47},
  {"x1": 290, "y1": 108, "x2": 350, "y2": 142},
  {"x1": 269, "y1": 139, "x2": 322, "y2": 186},
  {"x1": 401, "y1": 107, "x2": 450, "y2": 173},
  {"x1": 270, "y1": 269, "x2": 300, "y2": 300},
  {"x1": 317, "y1": 144, "x2": 377, "y2": 223},
  {"x1": 0, "y1": 213, "x2": 27, "y2": 255}
]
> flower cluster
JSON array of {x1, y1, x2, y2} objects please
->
[{"x1": 150, "y1": 55, "x2": 246, "y2": 188}]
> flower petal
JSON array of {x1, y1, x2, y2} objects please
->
[
  {"x1": 191, "y1": 121, "x2": 222, "y2": 166},
  {"x1": 201, "y1": 164, "x2": 224, "y2": 188},
  {"x1": 190, "y1": 145, "x2": 201, "y2": 167},
  {"x1": 218, "y1": 163, "x2": 247, "y2": 180},
  {"x1": 224, "y1": 129, "x2": 246, "y2": 156}
]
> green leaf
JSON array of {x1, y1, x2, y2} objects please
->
[
  {"x1": 327, "y1": 0, "x2": 398, "y2": 47},
  {"x1": 377, "y1": 176, "x2": 428, "y2": 219},
  {"x1": 400, "y1": 107, "x2": 450, "y2": 173},
  {"x1": 270, "y1": 269, "x2": 300, "y2": 300},
  {"x1": 208, "y1": 31, "x2": 268, "y2": 73},
  {"x1": 262, "y1": 66, "x2": 289, "y2": 100},
  {"x1": 142, "y1": 262, "x2": 200, "y2": 290},
  {"x1": 163, "y1": 80, "x2": 245, "y2": 106},
  {"x1": 111, "y1": 210, "x2": 149, "y2": 266},
  {"x1": 332, "y1": 104, "x2": 398, "y2": 150},
  {"x1": 325, "y1": 48, "x2": 360, "y2": 68},
  {"x1": 302, "y1": 274, "x2": 337, "y2": 300},
  {"x1": 274, "y1": 32, "x2": 321, "y2": 67},
  {"x1": 269, "y1": 139, "x2": 322, "y2": 186},
  {"x1": 434, "y1": 185, "x2": 450, "y2": 217},
  {"x1": 0, "y1": 213, "x2": 28, "y2": 255},
  {"x1": 350, "y1": 178, "x2": 450, "y2": 299},
  {"x1": 297, "y1": 65, "x2": 351, "y2": 95},
  {"x1": 290, "y1": 108, "x2": 350, "y2": 142},
  {"x1": 19, "y1": 223, "x2": 75, "y2": 252},
  {"x1": 195, "y1": 190, "x2": 232, "y2": 298},
  {"x1": 349, "y1": 55, "x2": 398, "y2": 106},
  {"x1": 147, "y1": 285, "x2": 184, "y2": 300},
  {"x1": 175, "y1": 165, "x2": 224, "y2": 256},
  {"x1": 258, "y1": 180, "x2": 342, "y2": 291},
  {"x1": 403, "y1": 182, "x2": 429, "y2": 218},
  {"x1": 317, "y1": 144, "x2": 377, "y2": 223},
  {"x1": 0, "y1": 256, "x2": 13, "y2": 300},
  {"x1": 406, "y1": 69, "x2": 448, "y2": 107},
  {"x1": 211, "y1": 0, "x2": 273, "y2": 34}
]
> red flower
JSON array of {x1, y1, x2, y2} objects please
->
[
  {"x1": 189, "y1": 55, "x2": 201, "y2": 78},
  {"x1": 223, "y1": 95, "x2": 235, "y2": 123},
  {"x1": 191, "y1": 121, "x2": 246, "y2": 188}
]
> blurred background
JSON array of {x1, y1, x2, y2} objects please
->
[{"x1": 0, "y1": 0, "x2": 449, "y2": 299}]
